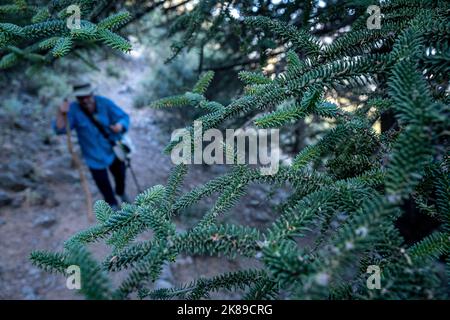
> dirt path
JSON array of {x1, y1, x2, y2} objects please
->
[{"x1": 0, "y1": 57, "x2": 274, "y2": 299}]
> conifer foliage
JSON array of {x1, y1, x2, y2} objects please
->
[
  {"x1": 27, "y1": 0, "x2": 449, "y2": 299},
  {"x1": 0, "y1": 0, "x2": 132, "y2": 70}
]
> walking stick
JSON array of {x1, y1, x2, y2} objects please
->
[{"x1": 63, "y1": 112, "x2": 95, "y2": 222}]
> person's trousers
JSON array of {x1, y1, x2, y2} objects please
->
[{"x1": 89, "y1": 157, "x2": 126, "y2": 206}]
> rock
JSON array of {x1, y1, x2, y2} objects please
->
[
  {"x1": 44, "y1": 196, "x2": 60, "y2": 208},
  {"x1": 40, "y1": 157, "x2": 80, "y2": 183},
  {"x1": 119, "y1": 85, "x2": 133, "y2": 94},
  {"x1": 21, "y1": 285, "x2": 38, "y2": 300},
  {"x1": 6, "y1": 159, "x2": 35, "y2": 178},
  {"x1": 28, "y1": 267, "x2": 41, "y2": 279},
  {"x1": 0, "y1": 190, "x2": 13, "y2": 207},
  {"x1": 252, "y1": 209, "x2": 272, "y2": 223},
  {"x1": 51, "y1": 153, "x2": 73, "y2": 167},
  {"x1": 41, "y1": 229, "x2": 52, "y2": 238},
  {"x1": 42, "y1": 168, "x2": 80, "y2": 184},
  {"x1": 10, "y1": 193, "x2": 25, "y2": 208},
  {"x1": 1, "y1": 142, "x2": 14, "y2": 153},
  {"x1": 0, "y1": 172, "x2": 31, "y2": 191},
  {"x1": 41, "y1": 133, "x2": 57, "y2": 146},
  {"x1": 25, "y1": 189, "x2": 45, "y2": 206},
  {"x1": 33, "y1": 212, "x2": 57, "y2": 228},
  {"x1": 21, "y1": 186, "x2": 59, "y2": 207},
  {"x1": 13, "y1": 117, "x2": 33, "y2": 131},
  {"x1": 174, "y1": 256, "x2": 193, "y2": 267}
]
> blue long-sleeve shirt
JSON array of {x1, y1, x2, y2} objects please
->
[{"x1": 53, "y1": 95, "x2": 130, "y2": 169}]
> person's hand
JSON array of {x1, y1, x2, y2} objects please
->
[
  {"x1": 59, "y1": 100, "x2": 70, "y2": 114},
  {"x1": 110, "y1": 123, "x2": 124, "y2": 133},
  {"x1": 56, "y1": 100, "x2": 70, "y2": 130}
]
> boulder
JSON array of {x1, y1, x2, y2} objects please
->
[{"x1": 33, "y1": 212, "x2": 57, "y2": 228}]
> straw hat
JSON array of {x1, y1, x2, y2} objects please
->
[{"x1": 72, "y1": 79, "x2": 96, "y2": 97}]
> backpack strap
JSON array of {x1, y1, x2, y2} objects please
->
[{"x1": 78, "y1": 104, "x2": 115, "y2": 147}]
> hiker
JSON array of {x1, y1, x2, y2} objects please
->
[{"x1": 53, "y1": 81, "x2": 130, "y2": 208}]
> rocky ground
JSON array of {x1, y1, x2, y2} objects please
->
[{"x1": 0, "y1": 58, "x2": 280, "y2": 299}]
